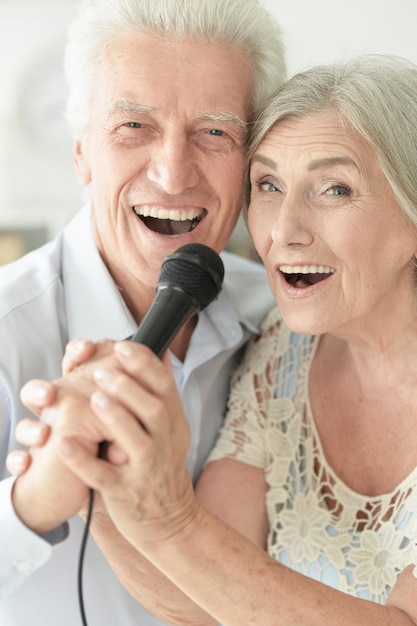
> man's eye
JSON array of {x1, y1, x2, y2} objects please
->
[
  {"x1": 195, "y1": 129, "x2": 236, "y2": 152},
  {"x1": 258, "y1": 181, "x2": 279, "y2": 192},
  {"x1": 124, "y1": 122, "x2": 143, "y2": 129}
]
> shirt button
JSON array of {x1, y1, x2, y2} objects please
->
[{"x1": 14, "y1": 560, "x2": 33, "y2": 573}]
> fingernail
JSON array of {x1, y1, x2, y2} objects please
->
[
  {"x1": 93, "y1": 368, "x2": 115, "y2": 385},
  {"x1": 10, "y1": 451, "x2": 26, "y2": 468},
  {"x1": 32, "y1": 383, "x2": 49, "y2": 402},
  {"x1": 91, "y1": 391, "x2": 111, "y2": 410},
  {"x1": 67, "y1": 339, "x2": 88, "y2": 354},
  {"x1": 27, "y1": 423, "x2": 45, "y2": 443},
  {"x1": 115, "y1": 341, "x2": 133, "y2": 358}
]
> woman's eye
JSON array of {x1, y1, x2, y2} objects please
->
[
  {"x1": 207, "y1": 129, "x2": 224, "y2": 136},
  {"x1": 326, "y1": 185, "x2": 350, "y2": 196},
  {"x1": 258, "y1": 181, "x2": 279, "y2": 192}
]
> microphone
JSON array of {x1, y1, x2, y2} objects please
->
[
  {"x1": 98, "y1": 243, "x2": 224, "y2": 459},
  {"x1": 131, "y1": 243, "x2": 225, "y2": 356}
]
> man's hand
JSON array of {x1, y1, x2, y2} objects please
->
[
  {"x1": 7, "y1": 338, "x2": 100, "y2": 476},
  {"x1": 6, "y1": 417, "x2": 50, "y2": 475},
  {"x1": 11, "y1": 385, "x2": 104, "y2": 534},
  {"x1": 9, "y1": 338, "x2": 126, "y2": 533},
  {"x1": 7, "y1": 339, "x2": 128, "y2": 477}
]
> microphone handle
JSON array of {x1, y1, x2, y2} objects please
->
[
  {"x1": 98, "y1": 287, "x2": 197, "y2": 460},
  {"x1": 131, "y1": 286, "x2": 198, "y2": 357}
]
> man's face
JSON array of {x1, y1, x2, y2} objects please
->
[{"x1": 74, "y1": 33, "x2": 253, "y2": 307}]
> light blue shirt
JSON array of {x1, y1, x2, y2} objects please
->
[{"x1": 0, "y1": 205, "x2": 275, "y2": 625}]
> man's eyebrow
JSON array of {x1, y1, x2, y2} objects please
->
[
  {"x1": 198, "y1": 111, "x2": 248, "y2": 135},
  {"x1": 307, "y1": 156, "x2": 359, "y2": 171},
  {"x1": 107, "y1": 100, "x2": 155, "y2": 116},
  {"x1": 106, "y1": 103, "x2": 248, "y2": 137}
]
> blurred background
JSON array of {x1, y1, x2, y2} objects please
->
[{"x1": 1, "y1": 0, "x2": 416, "y2": 264}]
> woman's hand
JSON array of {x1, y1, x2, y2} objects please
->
[{"x1": 387, "y1": 564, "x2": 417, "y2": 624}]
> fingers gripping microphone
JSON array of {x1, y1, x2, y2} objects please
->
[
  {"x1": 83, "y1": 245, "x2": 222, "y2": 624},
  {"x1": 131, "y1": 243, "x2": 225, "y2": 356}
]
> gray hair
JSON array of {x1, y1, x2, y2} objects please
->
[
  {"x1": 245, "y1": 54, "x2": 417, "y2": 227},
  {"x1": 64, "y1": 0, "x2": 286, "y2": 139}
]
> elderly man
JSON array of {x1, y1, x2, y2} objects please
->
[{"x1": 0, "y1": 0, "x2": 285, "y2": 624}]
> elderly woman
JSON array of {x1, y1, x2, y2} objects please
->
[{"x1": 9, "y1": 55, "x2": 417, "y2": 624}]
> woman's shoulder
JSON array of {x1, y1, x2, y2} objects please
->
[
  {"x1": 245, "y1": 306, "x2": 318, "y2": 383},
  {"x1": 256, "y1": 306, "x2": 290, "y2": 349},
  {"x1": 239, "y1": 306, "x2": 291, "y2": 376},
  {"x1": 260, "y1": 306, "x2": 284, "y2": 331}
]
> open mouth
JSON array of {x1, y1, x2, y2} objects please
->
[
  {"x1": 133, "y1": 206, "x2": 206, "y2": 236},
  {"x1": 279, "y1": 264, "x2": 335, "y2": 289}
]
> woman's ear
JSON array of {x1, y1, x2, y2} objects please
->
[{"x1": 73, "y1": 139, "x2": 92, "y2": 185}]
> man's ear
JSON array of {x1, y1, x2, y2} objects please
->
[{"x1": 73, "y1": 139, "x2": 92, "y2": 185}]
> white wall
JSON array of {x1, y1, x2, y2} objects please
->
[
  {"x1": 1, "y1": 0, "x2": 416, "y2": 261},
  {"x1": 262, "y1": 0, "x2": 417, "y2": 76},
  {"x1": 0, "y1": 0, "x2": 79, "y2": 263}
]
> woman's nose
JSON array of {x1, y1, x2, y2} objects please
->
[{"x1": 271, "y1": 194, "x2": 314, "y2": 248}]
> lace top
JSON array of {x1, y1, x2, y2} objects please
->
[{"x1": 207, "y1": 307, "x2": 417, "y2": 602}]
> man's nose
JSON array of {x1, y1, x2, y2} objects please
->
[{"x1": 147, "y1": 134, "x2": 200, "y2": 195}]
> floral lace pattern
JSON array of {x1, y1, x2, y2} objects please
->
[{"x1": 208, "y1": 307, "x2": 417, "y2": 602}]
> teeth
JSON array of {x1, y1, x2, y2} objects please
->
[
  {"x1": 133, "y1": 206, "x2": 202, "y2": 221},
  {"x1": 279, "y1": 265, "x2": 335, "y2": 274}
]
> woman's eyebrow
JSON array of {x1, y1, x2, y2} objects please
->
[
  {"x1": 307, "y1": 156, "x2": 358, "y2": 171},
  {"x1": 251, "y1": 154, "x2": 278, "y2": 170}
]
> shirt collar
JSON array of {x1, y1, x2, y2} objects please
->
[
  {"x1": 62, "y1": 205, "x2": 137, "y2": 341},
  {"x1": 62, "y1": 205, "x2": 263, "y2": 347}
]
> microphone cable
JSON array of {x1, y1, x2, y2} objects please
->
[{"x1": 78, "y1": 488, "x2": 95, "y2": 626}]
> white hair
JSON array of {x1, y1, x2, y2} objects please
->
[
  {"x1": 64, "y1": 0, "x2": 286, "y2": 139},
  {"x1": 246, "y1": 54, "x2": 417, "y2": 228}
]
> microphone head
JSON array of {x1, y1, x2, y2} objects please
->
[{"x1": 159, "y1": 243, "x2": 225, "y2": 311}]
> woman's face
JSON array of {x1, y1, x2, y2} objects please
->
[{"x1": 248, "y1": 111, "x2": 417, "y2": 337}]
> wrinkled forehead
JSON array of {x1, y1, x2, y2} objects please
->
[
  {"x1": 92, "y1": 33, "x2": 254, "y2": 123},
  {"x1": 253, "y1": 111, "x2": 375, "y2": 164}
]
